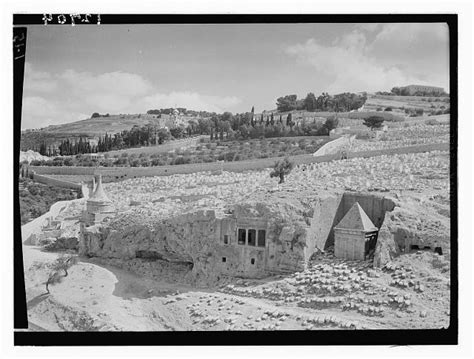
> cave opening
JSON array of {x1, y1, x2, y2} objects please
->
[
  {"x1": 135, "y1": 250, "x2": 194, "y2": 270},
  {"x1": 325, "y1": 192, "x2": 396, "y2": 251},
  {"x1": 135, "y1": 250, "x2": 164, "y2": 261}
]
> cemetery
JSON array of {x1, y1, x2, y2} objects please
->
[{"x1": 21, "y1": 123, "x2": 451, "y2": 331}]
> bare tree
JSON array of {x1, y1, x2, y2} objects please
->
[{"x1": 32, "y1": 254, "x2": 79, "y2": 294}]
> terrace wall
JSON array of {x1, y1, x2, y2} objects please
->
[
  {"x1": 32, "y1": 173, "x2": 83, "y2": 191},
  {"x1": 29, "y1": 142, "x2": 449, "y2": 182},
  {"x1": 104, "y1": 135, "x2": 207, "y2": 156}
]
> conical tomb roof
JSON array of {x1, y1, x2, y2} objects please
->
[{"x1": 88, "y1": 175, "x2": 111, "y2": 203}]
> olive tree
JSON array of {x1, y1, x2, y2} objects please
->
[
  {"x1": 270, "y1": 157, "x2": 295, "y2": 184},
  {"x1": 363, "y1": 116, "x2": 385, "y2": 130}
]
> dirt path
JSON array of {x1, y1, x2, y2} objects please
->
[{"x1": 22, "y1": 244, "x2": 449, "y2": 331}]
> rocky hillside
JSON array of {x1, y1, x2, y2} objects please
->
[{"x1": 20, "y1": 114, "x2": 162, "y2": 151}]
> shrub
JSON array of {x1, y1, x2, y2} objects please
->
[
  {"x1": 425, "y1": 119, "x2": 440, "y2": 126},
  {"x1": 324, "y1": 116, "x2": 339, "y2": 132},
  {"x1": 63, "y1": 157, "x2": 74, "y2": 166},
  {"x1": 130, "y1": 159, "x2": 140, "y2": 167},
  {"x1": 363, "y1": 116, "x2": 385, "y2": 130},
  {"x1": 173, "y1": 156, "x2": 191, "y2": 165},
  {"x1": 384, "y1": 107, "x2": 393, "y2": 111}
]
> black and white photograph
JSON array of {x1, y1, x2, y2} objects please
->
[{"x1": 6, "y1": 5, "x2": 469, "y2": 353}]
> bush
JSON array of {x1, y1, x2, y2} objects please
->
[
  {"x1": 384, "y1": 107, "x2": 393, "y2": 112},
  {"x1": 130, "y1": 159, "x2": 141, "y2": 167},
  {"x1": 19, "y1": 181, "x2": 80, "y2": 225},
  {"x1": 151, "y1": 158, "x2": 165, "y2": 166},
  {"x1": 363, "y1": 116, "x2": 385, "y2": 130},
  {"x1": 425, "y1": 119, "x2": 441, "y2": 126},
  {"x1": 63, "y1": 157, "x2": 74, "y2": 166},
  {"x1": 173, "y1": 156, "x2": 191, "y2": 165},
  {"x1": 324, "y1": 116, "x2": 339, "y2": 132}
]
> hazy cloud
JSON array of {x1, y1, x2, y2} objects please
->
[
  {"x1": 285, "y1": 23, "x2": 449, "y2": 93},
  {"x1": 22, "y1": 96, "x2": 88, "y2": 129},
  {"x1": 22, "y1": 64, "x2": 242, "y2": 129}
]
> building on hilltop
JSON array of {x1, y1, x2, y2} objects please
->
[
  {"x1": 82, "y1": 174, "x2": 115, "y2": 226},
  {"x1": 334, "y1": 202, "x2": 379, "y2": 261},
  {"x1": 400, "y1": 84, "x2": 445, "y2": 96}
]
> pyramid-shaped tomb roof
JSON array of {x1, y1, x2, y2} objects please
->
[{"x1": 335, "y1": 202, "x2": 377, "y2": 232}]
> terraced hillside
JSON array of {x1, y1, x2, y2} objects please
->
[
  {"x1": 20, "y1": 114, "x2": 167, "y2": 151},
  {"x1": 364, "y1": 94, "x2": 450, "y2": 114}
]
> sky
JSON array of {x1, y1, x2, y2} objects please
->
[{"x1": 21, "y1": 23, "x2": 450, "y2": 129}]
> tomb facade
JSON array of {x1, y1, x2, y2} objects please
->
[{"x1": 334, "y1": 202, "x2": 379, "y2": 261}]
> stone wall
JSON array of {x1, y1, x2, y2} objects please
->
[
  {"x1": 305, "y1": 192, "x2": 344, "y2": 252},
  {"x1": 31, "y1": 167, "x2": 96, "y2": 175},
  {"x1": 29, "y1": 142, "x2": 449, "y2": 182},
  {"x1": 105, "y1": 135, "x2": 206, "y2": 157},
  {"x1": 32, "y1": 173, "x2": 83, "y2": 191}
]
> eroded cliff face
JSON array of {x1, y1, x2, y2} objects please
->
[
  {"x1": 373, "y1": 195, "x2": 450, "y2": 267},
  {"x1": 78, "y1": 192, "x2": 333, "y2": 283},
  {"x1": 79, "y1": 188, "x2": 449, "y2": 282},
  {"x1": 80, "y1": 210, "x2": 219, "y2": 282}
]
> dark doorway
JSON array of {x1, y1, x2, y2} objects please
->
[
  {"x1": 434, "y1": 247, "x2": 443, "y2": 255},
  {"x1": 238, "y1": 229, "x2": 246, "y2": 245},
  {"x1": 257, "y1": 230, "x2": 266, "y2": 247},
  {"x1": 364, "y1": 231, "x2": 378, "y2": 259},
  {"x1": 248, "y1": 229, "x2": 256, "y2": 246}
]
